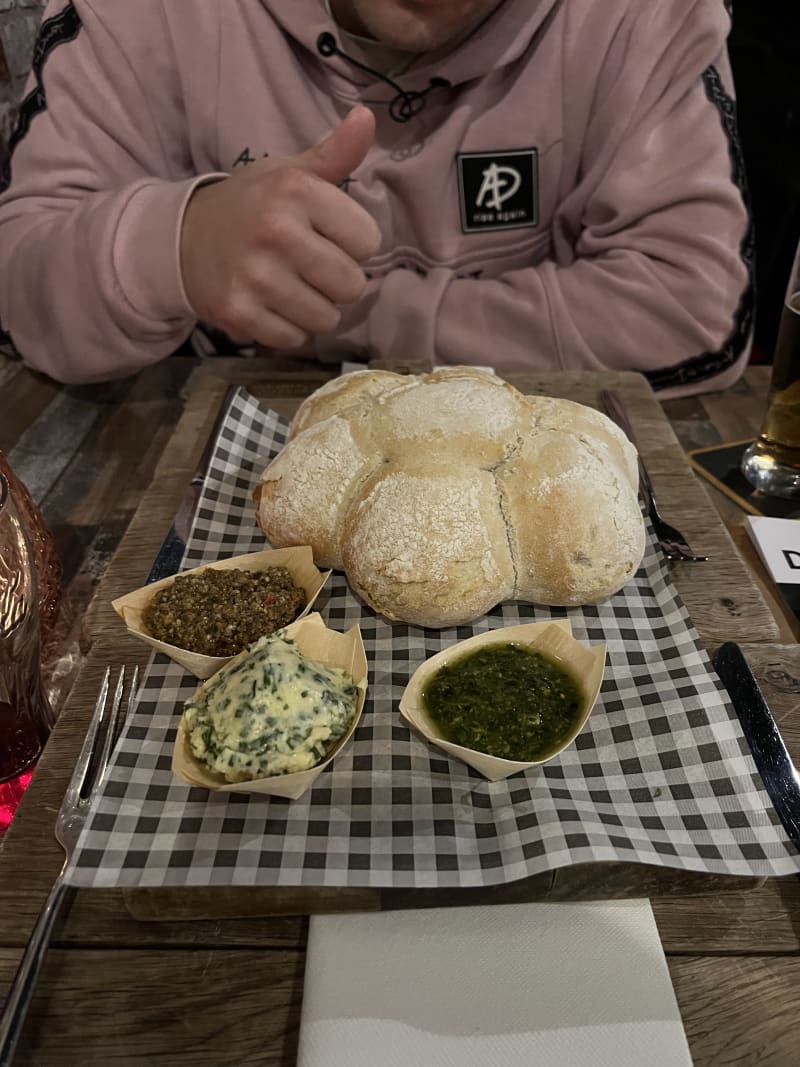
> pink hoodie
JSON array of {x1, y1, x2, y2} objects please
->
[{"x1": 0, "y1": 0, "x2": 751, "y2": 395}]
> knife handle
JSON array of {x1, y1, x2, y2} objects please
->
[
  {"x1": 715, "y1": 642, "x2": 800, "y2": 851},
  {"x1": 597, "y1": 389, "x2": 655, "y2": 510}
]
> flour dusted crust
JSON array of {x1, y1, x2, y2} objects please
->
[
  {"x1": 255, "y1": 415, "x2": 372, "y2": 568},
  {"x1": 288, "y1": 369, "x2": 408, "y2": 438},
  {"x1": 255, "y1": 369, "x2": 646, "y2": 627},
  {"x1": 341, "y1": 459, "x2": 515, "y2": 627},
  {"x1": 498, "y1": 428, "x2": 644, "y2": 605}
]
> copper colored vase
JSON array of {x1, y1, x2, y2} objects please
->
[
  {"x1": 0, "y1": 453, "x2": 61, "y2": 643},
  {"x1": 0, "y1": 460, "x2": 60, "y2": 782}
]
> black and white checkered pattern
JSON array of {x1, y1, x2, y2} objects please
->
[{"x1": 67, "y1": 389, "x2": 800, "y2": 888}]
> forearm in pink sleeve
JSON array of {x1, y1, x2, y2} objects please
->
[{"x1": 0, "y1": 174, "x2": 227, "y2": 384}]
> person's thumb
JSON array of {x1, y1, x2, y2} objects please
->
[{"x1": 295, "y1": 106, "x2": 375, "y2": 185}]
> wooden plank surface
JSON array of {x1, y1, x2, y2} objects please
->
[
  {"x1": 0, "y1": 364, "x2": 59, "y2": 454},
  {"x1": 1, "y1": 951, "x2": 799, "y2": 1067},
  {"x1": 7, "y1": 359, "x2": 199, "y2": 714},
  {"x1": 668, "y1": 956, "x2": 800, "y2": 1066},
  {"x1": 0, "y1": 948, "x2": 305, "y2": 1067},
  {"x1": 0, "y1": 359, "x2": 797, "y2": 1067},
  {"x1": 662, "y1": 366, "x2": 800, "y2": 643},
  {"x1": 26, "y1": 870, "x2": 798, "y2": 955}
]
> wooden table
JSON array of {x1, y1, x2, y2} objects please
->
[{"x1": 0, "y1": 356, "x2": 798, "y2": 1065}]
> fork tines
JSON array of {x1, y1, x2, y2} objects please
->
[{"x1": 70, "y1": 665, "x2": 138, "y2": 809}]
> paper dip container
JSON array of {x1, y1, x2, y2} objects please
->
[
  {"x1": 112, "y1": 546, "x2": 331, "y2": 679},
  {"x1": 172, "y1": 612, "x2": 368, "y2": 800},
  {"x1": 399, "y1": 619, "x2": 606, "y2": 782}
]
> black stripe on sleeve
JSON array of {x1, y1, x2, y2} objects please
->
[
  {"x1": 0, "y1": 1, "x2": 83, "y2": 195},
  {"x1": 0, "y1": 2, "x2": 82, "y2": 354},
  {"x1": 644, "y1": 63, "x2": 756, "y2": 393},
  {"x1": 0, "y1": 326, "x2": 22, "y2": 362}
]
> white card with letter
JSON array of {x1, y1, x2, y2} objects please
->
[{"x1": 746, "y1": 516, "x2": 800, "y2": 584}]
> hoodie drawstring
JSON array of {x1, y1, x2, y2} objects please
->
[{"x1": 316, "y1": 32, "x2": 451, "y2": 123}]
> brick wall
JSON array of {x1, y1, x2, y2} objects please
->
[{"x1": 0, "y1": 0, "x2": 46, "y2": 171}]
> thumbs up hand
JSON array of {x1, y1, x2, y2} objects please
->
[{"x1": 180, "y1": 106, "x2": 380, "y2": 348}]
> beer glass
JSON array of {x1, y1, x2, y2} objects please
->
[
  {"x1": 0, "y1": 471, "x2": 54, "y2": 783},
  {"x1": 741, "y1": 238, "x2": 800, "y2": 499}
]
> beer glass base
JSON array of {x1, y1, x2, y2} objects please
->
[{"x1": 741, "y1": 442, "x2": 800, "y2": 500}]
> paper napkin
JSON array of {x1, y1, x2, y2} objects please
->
[{"x1": 297, "y1": 900, "x2": 692, "y2": 1067}]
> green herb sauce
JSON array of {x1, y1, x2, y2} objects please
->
[{"x1": 422, "y1": 642, "x2": 583, "y2": 761}]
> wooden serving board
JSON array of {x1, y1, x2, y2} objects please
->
[{"x1": 80, "y1": 365, "x2": 781, "y2": 919}]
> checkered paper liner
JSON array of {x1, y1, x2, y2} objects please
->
[{"x1": 68, "y1": 388, "x2": 800, "y2": 888}]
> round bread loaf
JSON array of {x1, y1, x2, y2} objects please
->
[{"x1": 255, "y1": 368, "x2": 645, "y2": 627}]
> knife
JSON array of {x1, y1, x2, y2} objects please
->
[
  {"x1": 145, "y1": 384, "x2": 241, "y2": 584},
  {"x1": 714, "y1": 641, "x2": 800, "y2": 851},
  {"x1": 599, "y1": 388, "x2": 709, "y2": 562}
]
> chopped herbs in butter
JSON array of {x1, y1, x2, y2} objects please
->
[{"x1": 182, "y1": 631, "x2": 360, "y2": 782}]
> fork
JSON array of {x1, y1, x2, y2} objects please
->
[
  {"x1": 0, "y1": 665, "x2": 138, "y2": 1067},
  {"x1": 598, "y1": 389, "x2": 709, "y2": 562}
]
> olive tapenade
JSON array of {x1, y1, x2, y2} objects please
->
[
  {"x1": 144, "y1": 567, "x2": 306, "y2": 657},
  {"x1": 422, "y1": 642, "x2": 583, "y2": 761}
]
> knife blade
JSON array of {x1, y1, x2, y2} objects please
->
[
  {"x1": 145, "y1": 384, "x2": 241, "y2": 584},
  {"x1": 598, "y1": 388, "x2": 652, "y2": 511},
  {"x1": 714, "y1": 641, "x2": 800, "y2": 851}
]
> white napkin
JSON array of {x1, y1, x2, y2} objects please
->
[{"x1": 298, "y1": 899, "x2": 692, "y2": 1067}]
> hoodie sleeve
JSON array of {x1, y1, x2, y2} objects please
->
[
  {"x1": 0, "y1": 0, "x2": 220, "y2": 384},
  {"x1": 362, "y1": 2, "x2": 752, "y2": 398}
]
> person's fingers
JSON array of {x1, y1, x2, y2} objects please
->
[
  {"x1": 248, "y1": 108, "x2": 380, "y2": 259},
  {"x1": 222, "y1": 243, "x2": 352, "y2": 338},
  {"x1": 250, "y1": 261, "x2": 343, "y2": 333},
  {"x1": 251, "y1": 215, "x2": 368, "y2": 303},
  {"x1": 253, "y1": 175, "x2": 381, "y2": 263},
  {"x1": 298, "y1": 241, "x2": 368, "y2": 305},
  {"x1": 181, "y1": 107, "x2": 379, "y2": 338},
  {"x1": 303, "y1": 178, "x2": 382, "y2": 261},
  {"x1": 290, "y1": 106, "x2": 376, "y2": 186},
  {"x1": 224, "y1": 297, "x2": 310, "y2": 349}
]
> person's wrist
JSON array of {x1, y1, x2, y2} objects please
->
[
  {"x1": 179, "y1": 180, "x2": 213, "y2": 319},
  {"x1": 113, "y1": 175, "x2": 227, "y2": 325},
  {"x1": 177, "y1": 175, "x2": 228, "y2": 319}
]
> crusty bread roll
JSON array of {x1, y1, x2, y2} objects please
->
[{"x1": 255, "y1": 368, "x2": 645, "y2": 627}]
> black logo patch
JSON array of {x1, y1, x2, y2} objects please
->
[{"x1": 457, "y1": 149, "x2": 538, "y2": 233}]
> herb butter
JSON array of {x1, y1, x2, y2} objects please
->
[{"x1": 182, "y1": 631, "x2": 359, "y2": 782}]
